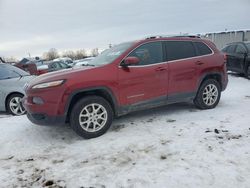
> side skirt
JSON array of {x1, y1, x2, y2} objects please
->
[{"x1": 117, "y1": 92, "x2": 196, "y2": 116}]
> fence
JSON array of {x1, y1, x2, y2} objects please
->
[{"x1": 202, "y1": 30, "x2": 250, "y2": 49}]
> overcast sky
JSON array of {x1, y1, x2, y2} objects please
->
[{"x1": 0, "y1": 0, "x2": 249, "y2": 59}]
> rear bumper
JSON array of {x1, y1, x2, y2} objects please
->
[{"x1": 27, "y1": 113, "x2": 66, "y2": 126}]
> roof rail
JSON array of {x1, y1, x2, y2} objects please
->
[
  {"x1": 145, "y1": 35, "x2": 201, "y2": 39},
  {"x1": 145, "y1": 35, "x2": 162, "y2": 39},
  {"x1": 171, "y1": 35, "x2": 201, "y2": 38}
]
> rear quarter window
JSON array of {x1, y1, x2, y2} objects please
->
[{"x1": 194, "y1": 42, "x2": 212, "y2": 56}]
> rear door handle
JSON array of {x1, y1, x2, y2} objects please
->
[
  {"x1": 195, "y1": 61, "x2": 204, "y2": 65},
  {"x1": 155, "y1": 67, "x2": 167, "y2": 71}
]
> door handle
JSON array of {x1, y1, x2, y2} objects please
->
[
  {"x1": 155, "y1": 67, "x2": 167, "y2": 71},
  {"x1": 195, "y1": 61, "x2": 204, "y2": 65}
]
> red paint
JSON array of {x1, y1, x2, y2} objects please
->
[{"x1": 24, "y1": 37, "x2": 228, "y2": 121}]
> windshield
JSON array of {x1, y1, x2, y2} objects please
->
[
  {"x1": 89, "y1": 42, "x2": 134, "y2": 66},
  {"x1": 0, "y1": 64, "x2": 30, "y2": 80}
]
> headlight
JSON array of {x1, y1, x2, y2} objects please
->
[{"x1": 32, "y1": 80, "x2": 65, "y2": 89}]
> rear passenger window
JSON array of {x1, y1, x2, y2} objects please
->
[
  {"x1": 165, "y1": 41, "x2": 196, "y2": 61},
  {"x1": 128, "y1": 42, "x2": 163, "y2": 66},
  {"x1": 194, "y1": 42, "x2": 212, "y2": 55}
]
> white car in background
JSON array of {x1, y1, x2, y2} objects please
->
[
  {"x1": 53, "y1": 57, "x2": 73, "y2": 66},
  {"x1": 0, "y1": 63, "x2": 34, "y2": 115},
  {"x1": 72, "y1": 57, "x2": 95, "y2": 68}
]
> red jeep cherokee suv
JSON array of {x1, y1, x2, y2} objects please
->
[{"x1": 24, "y1": 36, "x2": 228, "y2": 138}]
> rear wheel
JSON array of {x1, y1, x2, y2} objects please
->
[
  {"x1": 6, "y1": 93, "x2": 26, "y2": 116},
  {"x1": 70, "y1": 96, "x2": 113, "y2": 139},
  {"x1": 194, "y1": 79, "x2": 221, "y2": 109}
]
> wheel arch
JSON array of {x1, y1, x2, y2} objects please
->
[
  {"x1": 65, "y1": 87, "x2": 119, "y2": 123},
  {"x1": 197, "y1": 72, "x2": 223, "y2": 92}
]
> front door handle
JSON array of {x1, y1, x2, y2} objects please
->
[
  {"x1": 195, "y1": 61, "x2": 204, "y2": 65},
  {"x1": 155, "y1": 67, "x2": 167, "y2": 71}
]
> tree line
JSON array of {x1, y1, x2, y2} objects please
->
[
  {"x1": 1, "y1": 47, "x2": 100, "y2": 63},
  {"x1": 43, "y1": 48, "x2": 99, "y2": 61}
]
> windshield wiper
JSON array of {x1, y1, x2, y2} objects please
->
[
  {"x1": 13, "y1": 70, "x2": 23, "y2": 78},
  {"x1": 81, "y1": 64, "x2": 95, "y2": 67}
]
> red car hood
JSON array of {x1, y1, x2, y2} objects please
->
[{"x1": 28, "y1": 66, "x2": 94, "y2": 87}]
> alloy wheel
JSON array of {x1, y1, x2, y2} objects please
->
[
  {"x1": 9, "y1": 97, "x2": 26, "y2": 115},
  {"x1": 202, "y1": 84, "x2": 218, "y2": 106},
  {"x1": 79, "y1": 103, "x2": 108, "y2": 133}
]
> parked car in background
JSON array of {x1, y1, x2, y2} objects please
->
[
  {"x1": 53, "y1": 57, "x2": 73, "y2": 66},
  {"x1": 15, "y1": 57, "x2": 43, "y2": 75},
  {"x1": 72, "y1": 57, "x2": 95, "y2": 68},
  {"x1": 24, "y1": 36, "x2": 228, "y2": 139},
  {"x1": 222, "y1": 42, "x2": 250, "y2": 78},
  {"x1": 0, "y1": 63, "x2": 34, "y2": 115},
  {"x1": 36, "y1": 60, "x2": 71, "y2": 75}
]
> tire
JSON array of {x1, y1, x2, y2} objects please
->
[
  {"x1": 6, "y1": 93, "x2": 26, "y2": 116},
  {"x1": 246, "y1": 66, "x2": 250, "y2": 79},
  {"x1": 194, "y1": 79, "x2": 221, "y2": 109},
  {"x1": 70, "y1": 96, "x2": 113, "y2": 139}
]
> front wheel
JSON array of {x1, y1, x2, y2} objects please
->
[
  {"x1": 194, "y1": 79, "x2": 221, "y2": 109},
  {"x1": 6, "y1": 93, "x2": 26, "y2": 116},
  {"x1": 70, "y1": 96, "x2": 113, "y2": 139}
]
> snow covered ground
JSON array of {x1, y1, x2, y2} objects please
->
[{"x1": 0, "y1": 74, "x2": 250, "y2": 188}]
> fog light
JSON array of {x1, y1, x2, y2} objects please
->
[{"x1": 32, "y1": 97, "x2": 44, "y2": 105}]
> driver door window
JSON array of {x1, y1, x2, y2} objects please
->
[{"x1": 127, "y1": 42, "x2": 163, "y2": 66}]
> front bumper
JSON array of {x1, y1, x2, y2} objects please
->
[
  {"x1": 23, "y1": 95, "x2": 67, "y2": 126},
  {"x1": 27, "y1": 113, "x2": 66, "y2": 126}
]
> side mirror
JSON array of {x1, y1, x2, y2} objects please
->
[{"x1": 121, "y1": 57, "x2": 140, "y2": 67}]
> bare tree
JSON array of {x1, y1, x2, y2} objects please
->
[
  {"x1": 91, "y1": 48, "x2": 99, "y2": 57},
  {"x1": 43, "y1": 48, "x2": 59, "y2": 61},
  {"x1": 75, "y1": 49, "x2": 87, "y2": 60},
  {"x1": 61, "y1": 50, "x2": 76, "y2": 60},
  {"x1": 0, "y1": 56, "x2": 19, "y2": 64},
  {"x1": 3, "y1": 56, "x2": 18, "y2": 64}
]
